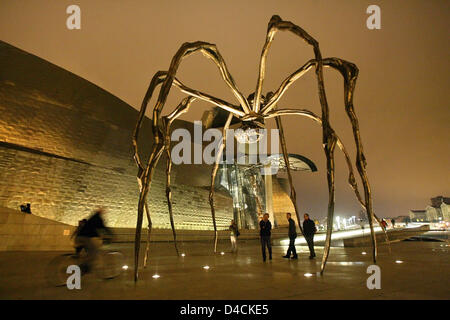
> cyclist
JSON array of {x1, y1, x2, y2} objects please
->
[
  {"x1": 71, "y1": 219, "x2": 87, "y2": 257},
  {"x1": 76, "y1": 208, "x2": 113, "y2": 273}
]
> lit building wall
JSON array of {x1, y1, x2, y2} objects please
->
[
  {"x1": 0, "y1": 40, "x2": 232, "y2": 230},
  {"x1": 441, "y1": 203, "x2": 449, "y2": 221},
  {"x1": 409, "y1": 210, "x2": 427, "y2": 222},
  {"x1": 425, "y1": 206, "x2": 439, "y2": 221},
  {"x1": 272, "y1": 177, "x2": 296, "y2": 226}
]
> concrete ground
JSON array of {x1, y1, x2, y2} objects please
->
[{"x1": 0, "y1": 239, "x2": 448, "y2": 300}]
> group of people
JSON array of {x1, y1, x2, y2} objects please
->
[
  {"x1": 19, "y1": 203, "x2": 32, "y2": 214},
  {"x1": 229, "y1": 212, "x2": 317, "y2": 262},
  {"x1": 72, "y1": 209, "x2": 317, "y2": 273}
]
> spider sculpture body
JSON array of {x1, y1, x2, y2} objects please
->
[{"x1": 132, "y1": 15, "x2": 388, "y2": 281}]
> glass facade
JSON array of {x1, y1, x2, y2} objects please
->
[{"x1": 217, "y1": 163, "x2": 267, "y2": 230}]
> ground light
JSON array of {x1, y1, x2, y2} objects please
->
[
  {"x1": 220, "y1": 252, "x2": 225, "y2": 255},
  {"x1": 181, "y1": 253, "x2": 186, "y2": 257},
  {"x1": 304, "y1": 273, "x2": 313, "y2": 277},
  {"x1": 152, "y1": 274, "x2": 160, "y2": 279},
  {"x1": 203, "y1": 265, "x2": 210, "y2": 270},
  {"x1": 362, "y1": 251, "x2": 367, "y2": 255},
  {"x1": 122, "y1": 265, "x2": 129, "y2": 270},
  {"x1": 395, "y1": 260, "x2": 403, "y2": 264}
]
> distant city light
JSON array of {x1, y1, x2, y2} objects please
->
[
  {"x1": 203, "y1": 265, "x2": 210, "y2": 270},
  {"x1": 220, "y1": 252, "x2": 225, "y2": 255},
  {"x1": 362, "y1": 252, "x2": 367, "y2": 255},
  {"x1": 152, "y1": 274, "x2": 160, "y2": 279},
  {"x1": 279, "y1": 226, "x2": 383, "y2": 246},
  {"x1": 181, "y1": 253, "x2": 186, "y2": 257},
  {"x1": 304, "y1": 273, "x2": 313, "y2": 277},
  {"x1": 122, "y1": 265, "x2": 129, "y2": 270},
  {"x1": 395, "y1": 260, "x2": 403, "y2": 264}
]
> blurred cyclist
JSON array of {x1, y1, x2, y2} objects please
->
[
  {"x1": 71, "y1": 219, "x2": 87, "y2": 257},
  {"x1": 76, "y1": 208, "x2": 113, "y2": 273}
]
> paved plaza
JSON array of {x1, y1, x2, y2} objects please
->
[{"x1": 0, "y1": 239, "x2": 448, "y2": 300}]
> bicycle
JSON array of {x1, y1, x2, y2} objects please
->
[{"x1": 46, "y1": 239, "x2": 126, "y2": 287}]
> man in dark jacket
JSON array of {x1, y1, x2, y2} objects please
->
[
  {"x1": 303, "y1": 213, "x2": 317, "y2": 259},
  {"x1": 259, "y1": 213, "x2": 272, "y2": 262},
  {"x1": 283, "y1": 212, "x2": 298, "y2": 259}
]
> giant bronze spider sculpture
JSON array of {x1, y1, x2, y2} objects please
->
[{"x1": 132, "y1": 15, "x2": 388, "y2": 281}]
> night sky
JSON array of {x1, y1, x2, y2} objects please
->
[{"x1": 0, "y1": 0, "x2": 448, "y2": 219}]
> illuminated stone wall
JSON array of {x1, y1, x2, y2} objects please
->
[
  {"x1": 272, "y1": 177, "x2": 297, "y2": 226},
  {"x1": 0, "y1": 41, "x2": 232, "y2": 230}
]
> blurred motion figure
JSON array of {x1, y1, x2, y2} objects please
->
[
  {"x1": 229, "y1": 220, "x2": 239, "y2": 253},
  {"x1": 76, "y1": 208, "x2": 113, "y2": 273}
]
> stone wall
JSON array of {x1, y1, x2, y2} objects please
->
[
  {"x1": 0, "y1": 207, "x2": 75, "y2": 251},
  {"x1": 272, "y1": 177, "x2": 296, "y2": 227},
  {"x1": 0, "y1": 40, "x2": 232, "y2": 230}
]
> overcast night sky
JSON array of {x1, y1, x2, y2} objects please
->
[{"x1": 0, "y1": 0, "x2": 448, "y2": 219}]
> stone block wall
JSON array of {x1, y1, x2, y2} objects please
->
[
  {"x1": 272, "y1": 177, "x2": 296, "y2": 227},
  {"x1": 0, "y1": 207, "x2": 75, "y2": 251},
  {"x1": 0, "y1": 40, "x2": 232, "y2": 230}
]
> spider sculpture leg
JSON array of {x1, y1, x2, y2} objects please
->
[
  {"x1": 148, "y1": 42, "x2": 247, "y2": 256},
  {"x1": 271, "y1": 57, "x2": 387, "y2": 260},
  {"x1": 162, "y1": 97, "x2": 197, "y2": 256},
  {"x1": 258, "y1": 24, "x2": 386, "y2": 261},
  {"x1": 134, "y1": 139, "x2": 165, "y2": 281},
  {"x1": 209, "y1": 113, "x2": 234, "y2": 253},
  {"x1": 136, "y1": 167, "x2": 153, "y2": 269},
  {"x1": 135, "y1": 96, "x2": 196, "y2": 278},
  {"x1": 143, "y1": 200, "x2": 152, "y2": 268},
  {"x1": 133, "y1": 72, "x2": 167, "y2": 271},
  {"x1": 265, "y1": 109, "x2": 334, "y2": 274},
  {"x1": 267, "y1": 108, "x2": 381, "y2": 272},
  {"x1": 152, "y1": 41, "x2": 250, "y2": 120},
  {"x1": 322, "y1": 58, "x2": 380, "y2": 260},
  {"x1": 163, "y1": 129, "x2": 179, "y2": 255},
  {"x1": 265, "y1": 57, "x2": 389, "y2": 253},
  {"x1": 274, "y1": 116, "x2": 304, "y2": 237},
  {"x1": 133, "y1": 44, "x2": 246, "y2": 279},
  {"x1": 255, "y1": 15, "x2": 338, "y2": 273}
]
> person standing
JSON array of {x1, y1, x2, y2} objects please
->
[
  {"x1": 303, "y1": 213, "x2": 317, "y2": 259},
  {"x1": 259, "y1": 213, "x2": 272, "y2": 262},
  {"x1": 283, "y1": 213, "x2": 298, "y2": 259},
  {"x1": 229, "y1": 220, "x2": 239, "y2": 253}
]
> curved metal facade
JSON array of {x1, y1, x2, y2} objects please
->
[{"x1": 0, "y1": 41, "x2": 232, "y2": 230}]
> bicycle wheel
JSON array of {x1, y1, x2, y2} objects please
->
[
  {"x1": 96, "y1": 250, "x2": 125, "y2": 280},
  {"x1": 46, "y1": 253, "x2": 80, "y2": 287}
]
